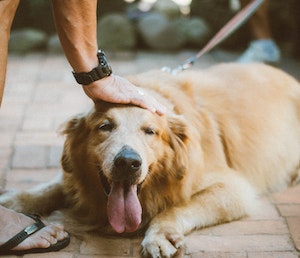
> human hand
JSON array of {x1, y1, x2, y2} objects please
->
[{"x1": 82, "y1": 74, "x2": 166, "y2": 115}]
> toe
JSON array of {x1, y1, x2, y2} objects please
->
[{"x1": 12, "y1": 224, "x2": 68, "y2": 251}]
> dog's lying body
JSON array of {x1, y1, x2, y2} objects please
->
[{"x1": 1, "y1": 63, "x2": 300, "y2": 257}]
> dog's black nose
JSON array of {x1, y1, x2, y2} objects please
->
[{"x1": 113, "y1": 145, "x2": 142, "y2": 177}]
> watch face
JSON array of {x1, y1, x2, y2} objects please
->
[
  {"x1": 97, "y1": 50, "x2": 109, "y2": 66},
  {"x1": 73, "y1": 50, "x2": 112, "y2": 85},
  {"x1": 97, "y1": 65, "x2": 112, "y2": 78}
]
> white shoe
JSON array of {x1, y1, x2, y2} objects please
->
[{"x1": 237, "y1": 39, "x2": 281, "y2": 64}]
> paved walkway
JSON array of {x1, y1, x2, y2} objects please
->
[{"x1": 0, "y1": 50, "x2": 300, "y2": 257}]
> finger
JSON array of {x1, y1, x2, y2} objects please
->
[
  {"x1": 131, "y1": 96, "x2": 166, "y2": 115},
  {"x1": 153, "y1": 102, "x2": 167, "y2": 115},
  {"x1": 142, "y1": 96, "x2": 166, "y2": 115},
  {"x1": 133, "y1": 88, "x2": 166, "y2": 115}
]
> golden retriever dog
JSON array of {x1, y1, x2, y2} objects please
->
[{"x1": 1, "y1": 63, "x2": 300, "y2": 257}]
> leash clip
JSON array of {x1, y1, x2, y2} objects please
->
[{"x1": 161, "y1": 57, "x2": 196, "y2": 75}]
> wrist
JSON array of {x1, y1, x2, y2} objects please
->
[
  {"x1": 86, "y1": 73, "x2": 115, "y2": 88},
  {"x1": 72, "y1": 56, "x2": 98, "y2": 74},
  {"x1": 72, "y1": 50, "x2": 112, "y2": 85}
]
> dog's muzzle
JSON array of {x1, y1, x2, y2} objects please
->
[
  {"x1": 112, "y1": 145, "x2": 142, "y2": 186},
  {"x1": 98, "y1": 145, "x2": 143, "y2": 234}
]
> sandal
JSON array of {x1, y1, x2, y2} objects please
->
[{"x1": 0, "y1": 214, "x2": 70, "y2": 256}]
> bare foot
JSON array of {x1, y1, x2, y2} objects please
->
[{"x1": 0, "y1": 206, "x2": 69, "y2": 251}]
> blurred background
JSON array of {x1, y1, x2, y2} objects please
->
[{"x1": 8, "y1": 0, "x2": 300, "y2": 60}]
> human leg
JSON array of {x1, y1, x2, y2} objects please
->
[
  {"x1": 237, "y1": 0, "x2": 281, "y2": 64},
  {"x1": 0, "y1": 2, "x2": 70, "y2": 253},
  {"x1": 0, "y1": 0, "x2": 19, "y2": 106},
  {"x1": 244, "y1": 0, "x2": 272, "y2": 39}
]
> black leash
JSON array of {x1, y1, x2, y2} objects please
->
[{"x1": 162, "y1": 0, "x2": 264, "y2": 74}]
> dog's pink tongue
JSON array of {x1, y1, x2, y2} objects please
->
[{"x1": 107, "y1": 182, "x2": 142, "y2": 233}]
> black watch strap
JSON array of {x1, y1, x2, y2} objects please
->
[{"x1": 72, "y1": 50, "x2": 112, "y2": 85}]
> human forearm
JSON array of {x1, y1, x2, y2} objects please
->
[{"x1": 51, "y1": 0, "x2": 98, "y2": 73}]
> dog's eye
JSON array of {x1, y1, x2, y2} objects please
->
[
  {"x1": 98, "y1": 122, "x2": 114, "y2": 132},
  {"x1": 144, "y1": 127, "x2": 156, "y2": 135}
]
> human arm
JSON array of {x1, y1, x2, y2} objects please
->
[{"x1": 51, "y1": 0, "x2": 166, "y2": 115}]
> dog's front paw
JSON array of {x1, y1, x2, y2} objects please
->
[{"x1": 141, "y1": 227, "x2": 184, "y2": 258}]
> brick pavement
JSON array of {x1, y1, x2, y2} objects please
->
[{"x1": 0, "y1": 50, "x2": 299, "y2": 257}]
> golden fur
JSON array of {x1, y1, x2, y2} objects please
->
[{"x1": 1, "y1": 63, "x2": 300, "y2": 257}]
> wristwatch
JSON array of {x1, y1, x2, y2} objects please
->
[{"x1": 72, "y1": 50, "x2": 112, "y2": 85}]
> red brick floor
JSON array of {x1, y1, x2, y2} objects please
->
[{"x1": 0, "y1": 50, "x2": 299, "y2": 257}]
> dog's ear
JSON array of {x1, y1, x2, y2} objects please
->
[
  {"x1": 166, "y1": 114, "x2": 189, "y2": 180},
  {"x1": 59, "y1": 115, "x2": 86, "y2": 173},
  {"x1": 59, "y1": 114, "x2": 86, "y2": 136},
  {"x1": 168, "y1": 114, "x2": 188, "y2": 143},
  {"x1": 61, "y1": 148, "x2": 73, "y2": 173}
]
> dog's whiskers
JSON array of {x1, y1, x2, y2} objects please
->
[{"x1": 86, "y1": 161, "x2": 101, "y2": 167}]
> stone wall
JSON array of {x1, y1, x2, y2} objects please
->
[{"x1": 9, "y1": 0, "x2": 299, "y2": 57}]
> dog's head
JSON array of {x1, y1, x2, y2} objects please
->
[{"x1": 61, "y1": 101, "x2": 190, "y2": 233}]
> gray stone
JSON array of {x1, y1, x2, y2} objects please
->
[
  {"x1": 175, "y1": 17, "x2": 212, "y2": 47},
  {"x1": 152, "y1": 0, "x2": 181, "y2": 19},
  {"x1": 97, "y1": 13, "x2": 136, "y2": 50},
  {"x1": 137, "y1": 13, "x2": 185, "y2": 50},
  {"x1": 9, "y1": 28, "x2": 48, "y2": 53}
]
